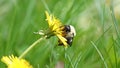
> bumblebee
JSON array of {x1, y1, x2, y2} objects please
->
[{"x1": 58, "y1": 25, "x2": 76, "y2": 46}]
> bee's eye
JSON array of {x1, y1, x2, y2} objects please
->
[{"x1": 65, "y1": 25, "x2": 70, "y2": 32}]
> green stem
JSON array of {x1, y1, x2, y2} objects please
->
[
  {"x1": 64, "y1": 48, "x2": 67, "y2": 68},
  {"x1": 19, "y1": 36, "x2": 46, "y2": 59}
]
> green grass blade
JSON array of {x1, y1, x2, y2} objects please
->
[
  {"x1": 91, "y1": 41, "x2": 108, "y2": 68},
  {"x1": 66, "y1": 53, "x2": 74, "y2": 68},
  {"x1": 112, "y1": 37, "x2": 117, "y2": 68},
  {"x1": 110, "y1": 0, "x2": 120, "y2": 39},
  {"x1": 74, "y1": 52, "x2": 82, "y2": 68}
]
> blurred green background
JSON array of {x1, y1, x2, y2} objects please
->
[{"x1": 0, "y1": 0, "x2": 120, "y2": 68}]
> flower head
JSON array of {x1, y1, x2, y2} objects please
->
[
  {"x1": 45, "y1": 11, "x2": 68, "y2": 48},
  {"x1": 1, "y1": 55, "x2": 33, "y2": 68}
]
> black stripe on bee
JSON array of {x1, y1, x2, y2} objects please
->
[{"x1": 58, "y1": 25, "x2": 76, "y2": 47}]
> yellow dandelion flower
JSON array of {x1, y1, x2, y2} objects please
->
[
  {"x1": 1, "y1": 55, "x2": 33, "y2": 68},
  {"x1": 45, "y1": 11, "x2": 68, "y2": 48}
]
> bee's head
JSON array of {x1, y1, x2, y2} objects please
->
[{"x1": 64, "y1": 25, "x2": 76, "y2": 37}]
